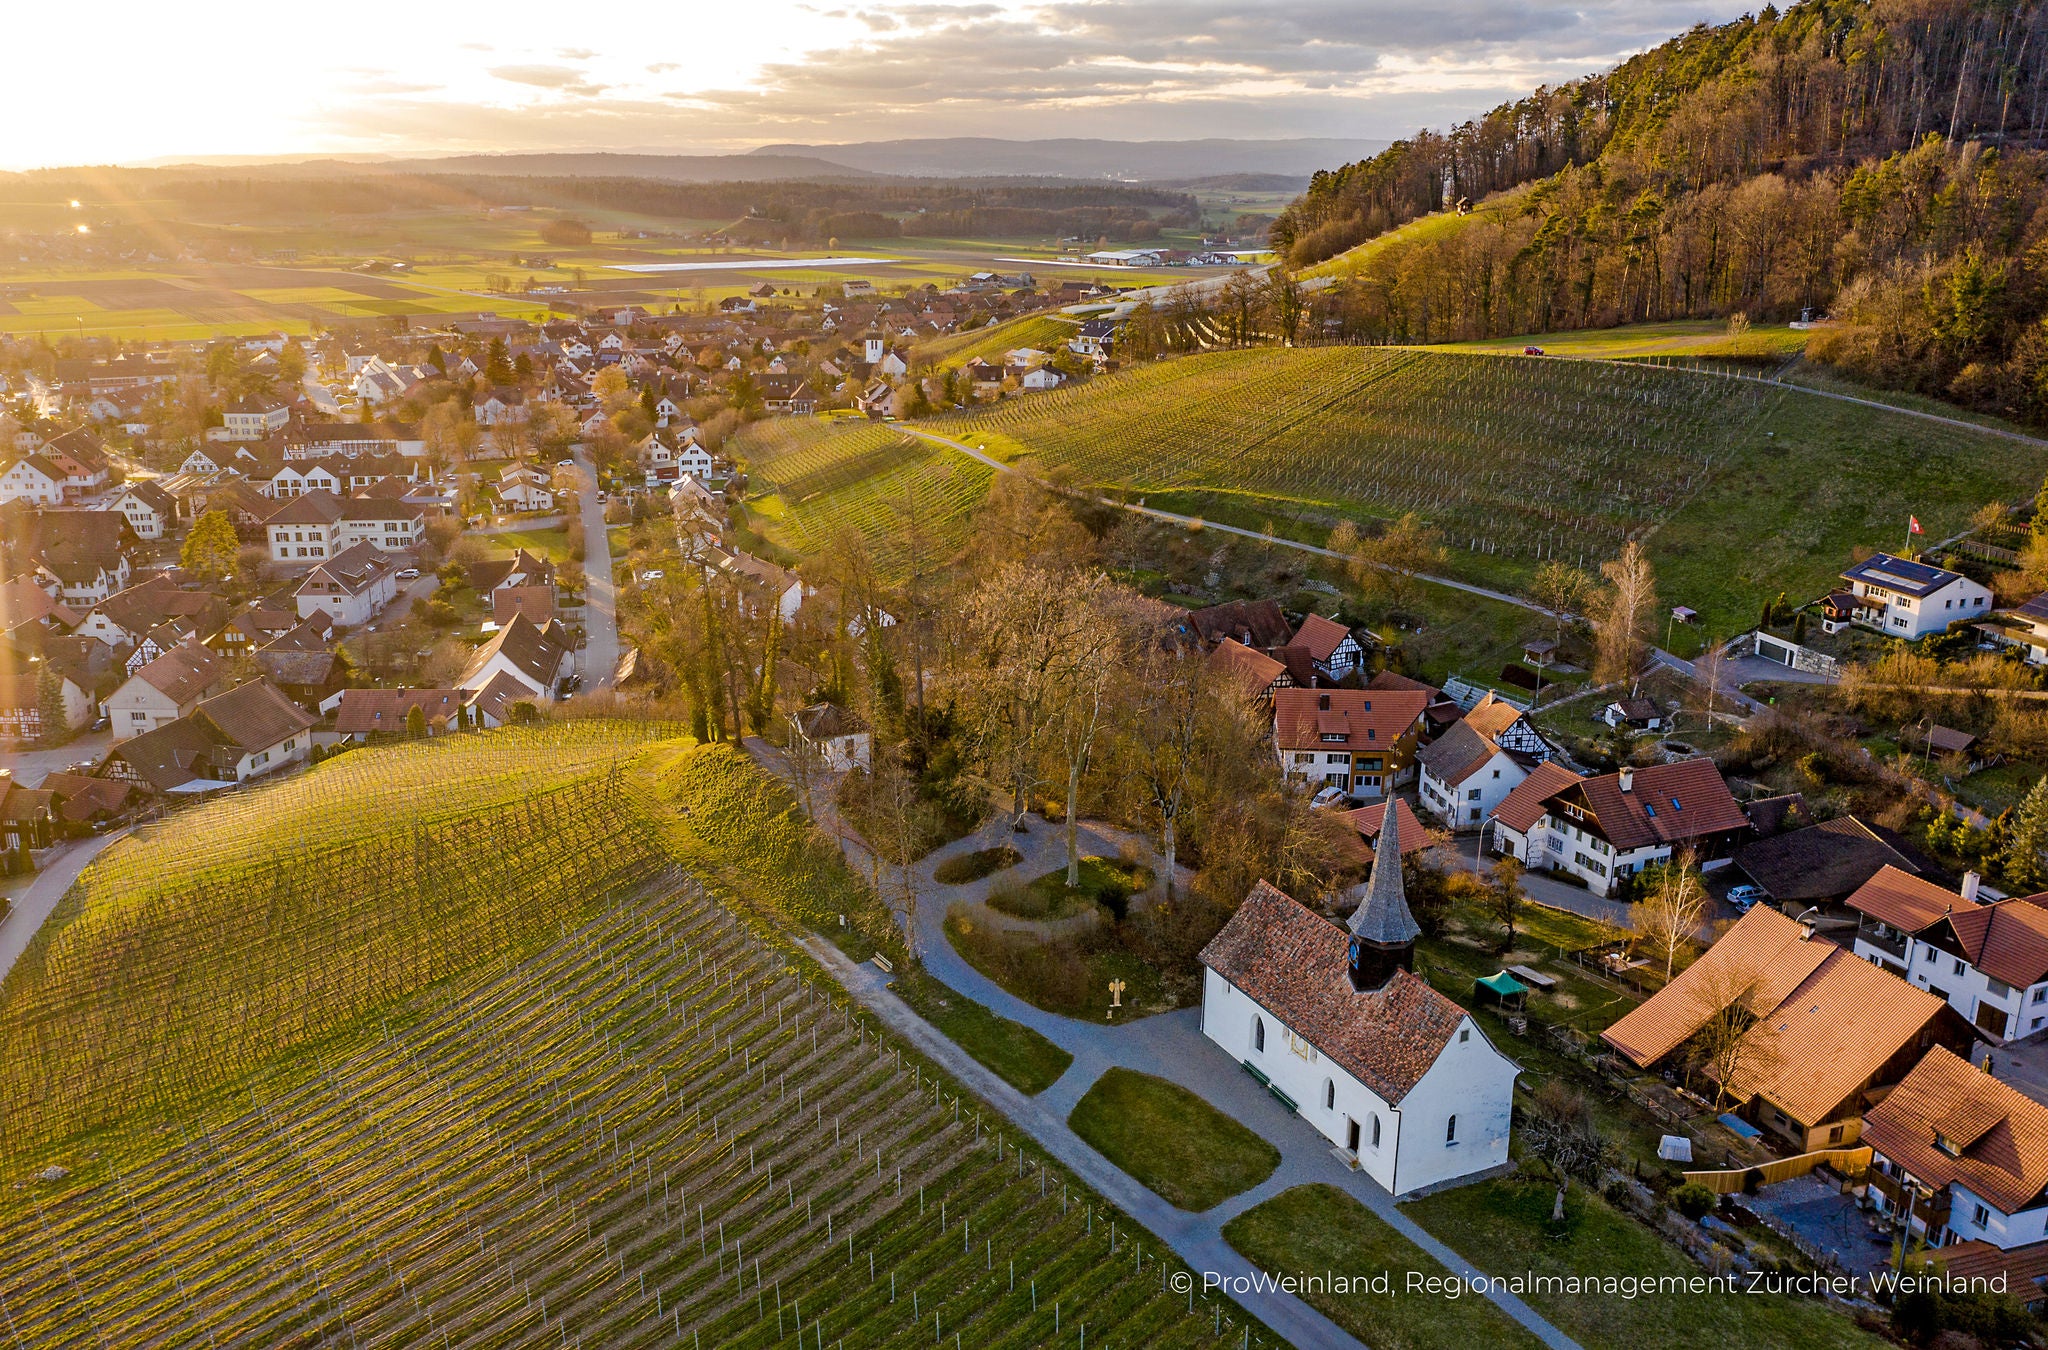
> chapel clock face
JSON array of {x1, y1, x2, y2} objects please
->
[{"x1": 1349, "y1": 938, "x2": 1360, "y2": 963}]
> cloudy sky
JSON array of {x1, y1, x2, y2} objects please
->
[{"x1": 9, "y1": 0, "x2": 1754, "y2": 169}]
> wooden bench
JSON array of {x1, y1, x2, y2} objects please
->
[
  {"x1": 1266, "y1": 1083, "x2": 1300, "y2": 1114},
  {"x1": 1240, "y1": 1060, "x2": 1271, "y2": 1088}
]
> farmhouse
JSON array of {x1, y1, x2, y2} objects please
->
[
  {"x1": 1199, "y1": 814, "x2": 1518, "y2": 1197},
  {"x1": 790, "y1": 703, "x2": 872, "y2": 772},
  {"x1": 1841, "y1": 553, "x2": 1992, "y2": 640},
  {"x1": 0, "y1": 649, "x2": 97, "y2": 743},
  {"x1": 1285, "y1": 613, "x2": 1365, "y2": 681},
  {"x1": 102, "y1": 678, "x2": 316, "y2": 792},
  {"x1": 1846, "y1": 866, "x2": 2048, "y2": 1042},
  {"x1": 1415, "y1": 693, "x2": 1550, "y2": 832},
  {"x1": 457, "y1": 613, "x2": 572, "y2": 703},
  {"x1": 1486, "y1": 759, "x2": 1747, "y2": 896},
  {"x1": 294, "y1": 543, "x2": 397, "y2": 627},
  {"x1": 1602, "y1": 905, "x2": 1973, "y2": 1151},
  {"x1": 105, "y1": 643, "x2": 225, "y2": 740},
  {"x1": 333, "y1": 688, "x2": 466, "y2": 742},
  {"x1": 1271, "y1": 687, "x2": 1429, "y2": 803},
  {"x1": 1863, "y1": 1047, "x2": 2048, "y2": 1261}
]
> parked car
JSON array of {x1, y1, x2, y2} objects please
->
[
  {"x1": 1309, "y1": 785, "x2": 1351, "y2": 810},
  {"x1": 641, "y1": 570, "x2": 666, "y2": 582},
  {"x1": 1725, "y1": 884, "x2": 1765, "y2": 912},
  {"x1": 1523, "y1": 345, "x2": 1546, "y2": 356},
  {"x1": 395, "y1": 567, "x2": 421, "y2": 580}
]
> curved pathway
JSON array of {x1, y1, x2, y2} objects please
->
[
  {"x1": 745, "y1": 738, "x2": 1581, "y2": 1350},
  {"x1": 0, "y1": 829, "x2": 125, "y2": 989}
]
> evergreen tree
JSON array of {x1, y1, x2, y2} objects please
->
[
  {"x1": 35, "y1": 663, "x2": 69, "y2": 746},
  {"x1": 486, "y1": 337, "x2": 514, "y2": 385},
  {"x1": 405, "y1": 704, "x2": 428, "y2": 739},
  {"x1": 181, "y1": 509, "x2": 240, "y2": 582},
  {"x1": 2002, "y1": 779, "x2": 2048, "y2": 892}
]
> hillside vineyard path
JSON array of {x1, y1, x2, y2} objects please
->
[{"x1": 744, "y1": 737, "x2": 1584, "y2": 1350}]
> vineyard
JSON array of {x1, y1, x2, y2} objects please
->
[
  {"x1": 0, "y1": 722, "x2": 680, "y2": 1171},
  {"x1": 733, "y1": 348, "x2": 2048, "y2": 631},
  {"x1": 0, "y1": 737, "x2": 1276, "y2": 1348},
  {"x1": 733, "y1": 417, "x2": 995, "y2": 579},
  {"x1": 912, "y1": 312, "x2": 1080, "y2": 368}
]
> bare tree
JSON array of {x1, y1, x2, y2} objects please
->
[
  {"x1": 1521, "y1": 1079, "x2": 1613, "y2": 1223},
  {"x1": 1050, "y1": 588, "x2": 1139, "y2": 887},
  {"x1": 1123, "y1": 643, "x2": 1209, "y2": 897},
  {"x1": 1595, "y1": 540, "x2": 1659, "y2": 694},
  {"x1": 1631, "y1": 853, "x2": 1706, "y2": 979},
  {"x1": 1529, "y1": 560, "x2": 1593, "y2": 693},
  {"x1": 1484, "y1": 854, "x2": 1526, "y2": 952},
  {"x1": 1682, "y1": 964, "x2": 1779, "y2": 1109}
]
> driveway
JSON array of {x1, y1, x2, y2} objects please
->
[
  {"x1": 745, "y1": 738, "x2": 1582, "y2": 1350},
  {"x1": 1449, "y1": 834, "x2": 1637, "y2": 932},
  {"x1": 0, "y1": 728, "x2": 115, "y2": 788},
  {"x1": 380, "y1": 571, "x2": 440, "y2": 624},
  {"x1": 572, "y1": 450, "x2": 621, "y2": 687},
  {"x1": 1739, "y1": 1175, "x2": 1892, "y2": 1288}
]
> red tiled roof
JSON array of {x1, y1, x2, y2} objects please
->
[
  {"x1": 334, "y1": 688, "x2": 464, "y2": 735},
  {"x1": 1461, "y1": 693, "x2": 1525, "y2": 743},
  {"x1": 1271, "y1": 688, "x2": 1428, "y2": 752},
  {"x1": 1199, "y1": 881, "x2": 1479, "y2": 1104},
  {"x1": 1845, "y1": 865, "x2": 1965, "y2": 934},
  {"x1": 1288, "y1": 613, "x2": 1352, "y2": 663},
  {"x1": 1864, "y1": 1047, "x2": 2048, "y2": 1215},
  {"x1": 1603, "y1": 906, "x2": 1949, "y2": 1126},
  {"x1": 1344, "y1": 799, "x2": 1431, "y2": 855},
  {"x1": 1206, "y1": 638, "x2": 1285, "y2": 703},
  {"x1": 1556, "y1": 758, "x2": 1747, "y2": 850},
  {"x1": 1945, "y1": 899, "x2": 2048, "y2": 991},
  {"x1": 1490, "y1": 761, "x2": 1582, "y2": 835}
]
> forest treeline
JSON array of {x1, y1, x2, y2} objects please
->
[
  {"x1": 0, "y1": 170, "x2": 1195, "y2": 244},
  {"x1": 1274, "y1": 0, "x2": 2048, "y2": 421}
]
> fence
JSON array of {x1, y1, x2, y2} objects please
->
[
  {"x1": 1683, "y1": 1145, "x2": 1871, "y2": 1194},
  {"x1": 1950, "y1": 538, "x2": 2019, "y2": 565}
]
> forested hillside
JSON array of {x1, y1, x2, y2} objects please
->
[{"x1": 1275, "y1": 0, "x2": 2048, "y2": 421}]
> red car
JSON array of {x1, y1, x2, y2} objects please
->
[{"x1": 1523, "y1": 345, "x2": 1545, "y2": 356}]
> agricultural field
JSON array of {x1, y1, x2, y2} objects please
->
[
  {"x1": 1427, "y1": 320, "x2": 1812, "y2": 363},
  {"x1": 732, "y1": 416, "x2": 996, "y2": 579},
  {"x1": 740, "y1": 346, "x2": 2046, "y2": 635},
  {"x1": 913, "y1": 312, "x2": 1081, "y2": 368},
  {"x1": 0, "y1": 732, "x2": 1276, "y2": 1347},
  {"x1": 0, "y1": 723, "x2": 678, "y2": 1172}
]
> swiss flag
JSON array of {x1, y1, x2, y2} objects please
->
[{"x1": 1909, "y1": 515, "x2": 1924, "y2": 535}]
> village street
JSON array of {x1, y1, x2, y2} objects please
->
[
  {"x1": 745, "y1": 737, "x2": 1584, "y2": 1350},
  {"x1": 572, "y1": 449, "x2": 621, "y2": 687},
  {"x1": 0, "y1": 829, "x2": 125, "y2": 988}
]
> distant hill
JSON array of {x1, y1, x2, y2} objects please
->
[
  {"x1": 1274, "y1": 0, "x2": 2048, "y2": 427},
  {"x1": 126, "y1": 152, "x2": 884, "y2": 183},
  {"x1": 748, "y1": 138, "x2": 1387, "y2": 181}
]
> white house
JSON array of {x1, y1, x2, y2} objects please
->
[
  {"x1": 1488, "y1": 759, "x2": 1750, "y2": 896},
  {"x1": 265, "y1": 492, "x2": 345, "y2": 563},
  {"x1": 498, "y1": 463, "x2": 556, "y2": 512},
  {"x1": 105, "y1": 644, "x2": 223, "y2": 740},
  {"x1": 1841, "y1": 552, "x2": 1993, "y2": 640},
  {"x1": 265, "y1": 460, "x2": 346, "y2": 498},
  {"x1": 337, "y1": 500, "x2": 426, "y2": 554},
  {"x1": 1199, "y1": 815, "x2": 1518, "y2": 1197},
  {"x1": 1271, "y1": 687, "x2": 1430, "y2": 804},
  {"x1": 1846, "y1": 865, "x2": 2048, "y2": 1041},
  {"x1": 456, "y1": 612, "x2": 572, "y2": 702},
  {"x1": 294, "y1": 543, "x2": 396, "y2": 627},
  {"x1": 475, "y1": 388, "x2": 529, "y2": 426},
  {"x1": 1992, "y1": 592, "x2": 2048, "y2": 666},
  {"x1": 106, "y1": 481, "x2": 176, "y2": 541},
  {"x1": 704, "y1": 546, "x2": 808, "y2": 625},
  {"x1": 104, "y1": 679, "x2": 316, "y2": 790},
  {"x1": 1416, "y1": 694, "x2": 1550, "y2": 831},
  {"x1": 222, "y1": 398, "x2": 290, "y2": 441},
  {"x1": 1286, "y1": 613, "x2": 1366, "y2": 682},
  {"x1": 790, "y1": 703, "x2": 871, "y2": 772},
  {"x1": 0, "y1": 455, "x2": 66, "y2": 505},
  {"x1": 1864, "y1": 1047, "x2": 2048, "y2": 1256}
]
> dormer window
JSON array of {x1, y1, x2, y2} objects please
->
[{"x1": 1934, "y1": 1133, "x2": 1960, "y2": 1158}]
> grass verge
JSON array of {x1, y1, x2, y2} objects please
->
[
  {"x1": 1408, "y1": 1178, "x2": 1883, "y2": 1350},
  {"x1": 1068, "y1": 1067, "x2": 1279, "y2": 1211},
  {"x1": 932, "y1": 844, "x2": 1023, "y2": 885},
  {"x1": 1222, "y1": 1184, "x2": 1544, "y2": 1350},
  {"x1": 989, "y1": 856, "x2": 1156, "y2": 921},
  {"x1": 945, "y1": 907, "x2": 1179, "y2": 1019},
  {"x1": 890, "y1": 968, "x2": 1072, "y2": 1095}
]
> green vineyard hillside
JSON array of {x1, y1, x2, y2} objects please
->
[
  {"x1": 0, "y1": 734, "x2": 1274, "y2": 1349},
  {"x1": 734, "y1": 416, "x2": 994, "y2": 578},
  {"x1": 741, "y1": 349, "x2": 2048, "y2": 631},
  {"x1": 0, "y1": 722, "x2": 680, "y2": 1168}
]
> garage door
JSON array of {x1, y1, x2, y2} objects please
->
[{"x1": 1755, "y1": 636, "x2": 1794, "y2": 666}]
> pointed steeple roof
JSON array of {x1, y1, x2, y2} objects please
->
[{"x1": 1349, "y1": 801, "x2": 1420, "y2": 946}]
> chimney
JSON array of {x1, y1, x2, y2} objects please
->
[
  {"x1": 1962, "y1": 871, "x2": 1982, "y2": 905},
  {"x1": 1618, "y1": 767, "x2": 1634, "y2": 793}
]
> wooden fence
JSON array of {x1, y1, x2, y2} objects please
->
[{"x1": 1684, "y1": 1145, "x2": 1871, "y2": 1194}]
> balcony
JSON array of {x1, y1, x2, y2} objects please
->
[
  {"x1": 1859, "y1": 923, "x2": 1908, "y2": 962},
  {"x1": 1869, "y1": 1170, "x2": 1951, "y2": 1232}
]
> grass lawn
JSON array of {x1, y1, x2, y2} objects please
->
[
  {"x1": 944, "y1": 906, "x2": 1181, "y2": 1019},
  {"x1": 889, "y1": 969, "x2": 1072, "y2": 1095},
  {"x1": 932, "y1": 845, "x2": 1022, "y2": 885},
  {"x1": 1409, "y1": 1178, "x2": 1883, "y2": 1350},
  {"x1": 1223, "y1": 1185, "x2": 1543, "y2": 1350},
  {"x1": 1424, "y1": 320, "x2": 1810, "y2": 362},
  {"x1": 1957, "y1": 760, "x2": 2047, "y2": 815},
  {"x1": 988, "y1": 857, "x2": 1156, "y2": 921},
  {"x1": 1068, "y1": 1068, "x2": 1279, "y2": 1211},
  {"x1": 486, "y1": 526, "x2": 573, "y2": 562}
]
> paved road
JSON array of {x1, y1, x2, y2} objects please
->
[
  {"x1": 574, "y1": 450, "x2": 622, "y2": 687},
  {"x1": 0, "y1": 729, "x2": 114, "y2": 789},
  {"x1": 0, "y1": 829, "x2": 125, "y2": 989},
  {"x1": 746, "y1": 738, "x2": 1582, "y2": 1350},
  {"x1": 474, "y1": 515, "x2": 568, "y2": 534}
]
